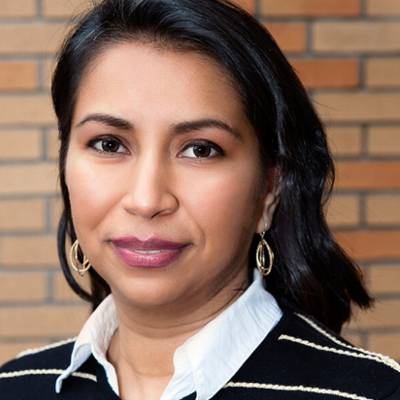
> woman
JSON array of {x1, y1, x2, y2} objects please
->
[{"x1": 1, "y1": 0, "x2": 399, "y2": 399}]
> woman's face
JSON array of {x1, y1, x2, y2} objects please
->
[{"x1": 65, "y1": 41, "x2": 276, "y2": 314}]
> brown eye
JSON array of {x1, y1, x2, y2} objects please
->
[
  {"x1": 180, "y1": 140, "x2": 223, "y2": 159},
  {"x1": 88, "y1": 136, "x2": 127, "y2": 154},
  {"x1": 101, "y1": 138, "x2": 120, "y2": 152},
  {"x1": 193, "y1": 143, "x2": 212, "y2": 157}
]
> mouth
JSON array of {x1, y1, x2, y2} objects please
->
[
  {"x1": 133, "y1": 249, "x2": 173, "y2": 254},
  {"x1": 110, "y1": 235, "x2": 190, "y2": 269}
]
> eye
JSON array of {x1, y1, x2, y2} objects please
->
[
  {"x1": 87, "y1": 136, "x2": 127, "y2": 155},
  {"x1": 180, "y1": 140, "x2": 224, "y2": 159}
]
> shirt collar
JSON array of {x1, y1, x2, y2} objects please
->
[
  {"x1": 55, "y1": 294, "x2": 119, "y2": 394},
  {"x1": 56, "y1": 268, "x2": 282, "y2": 399}
]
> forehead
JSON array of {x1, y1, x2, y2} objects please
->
[{"x1": 72, "y1": 41, "x2": 246, "y2": 127}]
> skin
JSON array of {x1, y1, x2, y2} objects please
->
[{"x1": 65, "y1": 41, "x2": 279, "y2": 400}]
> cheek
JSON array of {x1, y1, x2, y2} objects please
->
[
  {"x1": 65, "y1": 154, "x2": 118, "y2": 234},
  {"x1": 185, "y1": 162, "x2": 260, "y2": 244}
]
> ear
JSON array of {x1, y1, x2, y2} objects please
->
[{"x1": 256, "y1": 167, "x2": 281, "y2": 234}]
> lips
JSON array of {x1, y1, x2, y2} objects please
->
[
  {"x1": 111, "y1": 235, "x2": 188, "y2": 250},
  {"x1": 110, "y1": 235, "x2": 189, "y2": 268}
]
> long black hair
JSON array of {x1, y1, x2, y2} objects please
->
[{"x1": 52, "y1": 0, "x2": 373, "y2": 333}]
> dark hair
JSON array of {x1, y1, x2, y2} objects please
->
[{"x1": 53, "y1": 0, "x2": 373, "y2": 333}]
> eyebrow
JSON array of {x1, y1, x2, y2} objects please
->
[{"x1": 74, "y1": 113, "x2": 243, "y2": 142}]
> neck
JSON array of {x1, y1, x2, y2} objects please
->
[{"x1": 107, "y1": 267, "x2": 249, "y2": 380}]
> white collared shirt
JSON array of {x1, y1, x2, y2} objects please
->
[{"x1": 55, "y1": 268, "x2": 282, "y2": 400}]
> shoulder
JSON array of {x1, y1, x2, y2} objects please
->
[
  {"x1": 0, "y1": 338, "x2": 77, "y2": 399},
  {"x1": 0, "y1": 337, "x2": 76, "y2": 372},
  {"x1": 224, "y1": 311, "x2": 400, "y2": 400}
]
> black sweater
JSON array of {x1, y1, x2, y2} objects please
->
[{"x1": 1, "y1": 310, "x2": 399, "y2": 399}]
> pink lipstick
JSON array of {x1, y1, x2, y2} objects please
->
[{"x1": 110, "y1": 236, "x2": 189, "y2": 268}]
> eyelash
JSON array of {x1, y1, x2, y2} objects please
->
[{"x1": 87, "y1": 135, "x2": 224, "y2": 160}]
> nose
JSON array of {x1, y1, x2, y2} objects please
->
[{"x1": 120, "y1": 152, "x2": 178, "y2": 219}]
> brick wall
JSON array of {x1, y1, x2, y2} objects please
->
[{"x1": 0, "y1": 0, "x2": 399, "y2": 364}]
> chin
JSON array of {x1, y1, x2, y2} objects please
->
[{"x1": 111, "y1": 275, "x2": 186, "y2": 309}]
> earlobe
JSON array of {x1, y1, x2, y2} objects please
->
[
  {"x1": 256, "y1": 170, "x2": 281, "y2": 234},
  {"x1": 256, "y1": 190, "x2": 280, "y2": 233}
]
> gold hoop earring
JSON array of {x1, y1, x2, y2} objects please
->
[
  {"x1": 69, "y1": 239, "x2": 91, "y2": 277},
  {"x1": 256, "y1": 230, "x2": 274, "y2": 276}
]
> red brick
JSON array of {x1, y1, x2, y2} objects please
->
[
  {"x1": 313, "y1": 23, "x2": 400, "y2": 53},
  {"x1": 0, "y1": 272, "x2": 47, "y2": 302},
  {"x1": 0, "y1": 305, "x2": 89, "y2": 338},
  {"x1": 0, "y1": 163, "x2": 58, "y2": 195},
  {"x1": 367, "y1": 0, "x2": 400, "y2": 16},
  {"x1": 261, "y1": 0, "x2": 360, "y2": 17},
  {"x1": 0, "y1": 129, "x2": 41, "y2": 160},
  {"x1": 43, "y1": 58, "x2": 56, "y2": 90},
  {"x1": 43, "y1": 0, "x2": 255, "y2": 18},
  {"x1": 0, "y1": 23, "x2": 68, "y2": 55},
  {"x1": 369, "y1": 334, "x2": 400, "y2": 360},
  {"x1": 53, "y1": 271, "x2": 91, "y2": 302},
  {"x1": 0, "y1": 94, "x2": 55, "y2": 125},
  {"x1": 46, "y1": 128, "x2": 59, "y2": 160},
  {"x1": 0, "y1": 62, "x2": 37, "y2": 91},
  {"x1": 0, "y1": 341, "x2": 49, "y2": 365},
  {"x1": 348, "y1": 299, "x2": 400, "y2": 329},
  {"x1": 291, "y1": 58, "x2": 358, "y2": 89},
  {"x1": 0, "y1": 199, "x2": 45, "y2": 231},
  {"x1": 326, "y1": 126, "x2": 362, "y2": 156},
  {"x1": 266, "y1": 23, "x2": 307, "y2": 53},
  {"x1": 368, "y1": 264, "x2": 400, "y2": 294},
  {"x1": 366, "y1": 195, "x2": 400, "y2": 225},
  {"x1": 341, "y1": 331, "x2": 364, "y2": 347},
  {"x1": 50, "y1": 195, "x2": 63, "y2": 231},
  {"x1": 335, "y1": 161, "x2": 400, "y2": 190},
  {"x1": 0, "y1": 235, "x2": 58, "y2": 267},
  {"x1": 314, "y1": 92, "x2": 400, "y2": 123},
  {"x1": 232, "y1": 0, "x2": 255, "y2": 13},
  {"x1": 43, "y1": 0, "x2": 92, "y2": 18},
  {"x1": 325, "y1": 195, "x2": 360, "y2": 227},
  {"x1": 335, "y1": 230, "x2": 400, "y2": 261},
  {"x1": 368, "y1": 126, "x2": 400, "y2": 155},
  {"x1": 0, "y1": 1, "x2": 36, "y2": 18},
  {"x1": 366, "y1": 58, "x2": 400, "y2": 87}
]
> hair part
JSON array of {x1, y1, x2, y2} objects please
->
[{"x1": 53, "y1": 0, "x2": 373, "y2": 333}]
